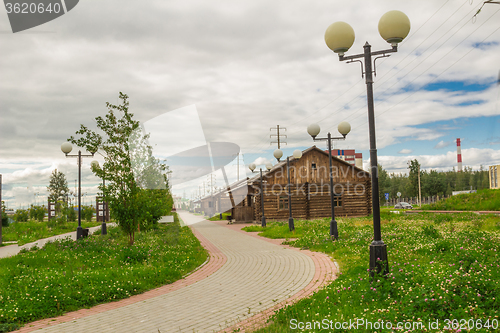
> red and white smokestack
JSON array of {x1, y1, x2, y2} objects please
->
[{"x1": 456, "y1": 138, "x2": 462, "y2": 172}]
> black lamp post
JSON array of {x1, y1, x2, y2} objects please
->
[
  {"x1": 275, "y1": 149, "x2": 302, "y2": 232},
  {"x1": 61, "y1": 142, "x2": 95, "y2": 240},
  {"x1": 249, "y1": 162, "x2": 273, "y2": 227},
  {"x1": 307, "y1": 122, "x2": 351, "y2": 240},
  {"x1": 91, "y1": 160, "x2": 107, "y2": 235},
  {"x1": 324, "y1": 10, "x2": 411, "y2": 276}
]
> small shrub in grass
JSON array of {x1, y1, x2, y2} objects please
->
[
  {"x1": 81, "y1": 205, "x2": 94, "y2": 222},
  {"x1": 0, "y1": 323, "x2": 19, "y2": 333},
  {"x1": 0, "y1": 222, "x2": 207, "y2": 329},
  {"x1": 13, "y1": 209, "x2": 28, "y2": 222},
  {"x1": 248, "y1": 213, "x2": 500, "y2": 333}
]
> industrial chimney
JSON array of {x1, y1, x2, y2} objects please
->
[{"x1": 456, "y1": 138, "x2": 462, "y2": 172}]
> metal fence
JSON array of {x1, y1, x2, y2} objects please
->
[{"x1": 385, "y1": 195, "x2": 451, "y2": 207}]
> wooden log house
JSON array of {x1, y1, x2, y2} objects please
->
[
  {"x1": 197, "y1": 146, "x2": 372, "y2": 222},
  {"x1": 248, "y1": 146, "x2": 372, "y2": 221}
]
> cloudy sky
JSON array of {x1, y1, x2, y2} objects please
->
[{"x1": 1, "y1": 0, "x2": 500, "y2": 207}]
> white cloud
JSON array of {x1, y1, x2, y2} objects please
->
[
  {"x1": 1, "y1": 0, "x2": 500, "y2": 200},
  {"x1": 374, "y1": 147, "x2": 500, "y2": 174},
  {"x1": 251, "y1": 157, "x2": 273, "y2": 168},
  {"x1": 434, "y1": 140, "x2": 451, "y2": 149},
  {"x1": 398, "y1": 149, "x2": 413, "y2": 154}
]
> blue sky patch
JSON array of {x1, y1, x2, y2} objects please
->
[
  {"x1": 422, "y1": 80, "x2": 494, "y2": 92},
  {"x1": 472, "y1": 41, "x2": 499, "y2": 50}
]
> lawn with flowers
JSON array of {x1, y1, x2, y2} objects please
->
[
  {"x1": 0, "y1": 220, "x2": 207, "y2": 332},
  {"x1": 243, "y1": 212, "x2": 500, "y2": 332}
]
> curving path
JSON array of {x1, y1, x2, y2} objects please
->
[{"x1": 13, "y1": 212, "x2": 336, "y2": 333}]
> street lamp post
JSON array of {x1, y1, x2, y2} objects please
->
[
  {"x1": 34, "y1": 192, "x2": 40, "y2": 206},
  {"x1": 61, "y1": 142, "x2": 95, "y2": 240},
  {"x1": 324, "y1": 10, "x2": 410, "y2": 277},
  {"x1": 249, "y1": 162, "x2": 273, "y2": 227},
  {"x1": 307, "y1": 122, "x2": 351, "y2": 240},
  {"x1": 279, "y1": 149, "x2": 302, "y2": 232},
  {"x1": 91, "y1": 160, "x2": 107, "y2": 235}
]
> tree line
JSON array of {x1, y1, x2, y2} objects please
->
[{"x1": 377, "y1": 159, "x2": 490, "y2": 204}]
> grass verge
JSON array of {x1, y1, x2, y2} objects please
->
[
  {"x1": 245, "y1": 212, "x2": 500, "y2": 332},
  {"x1": 0, "y1": 220, "x2": 207, "y2": 330},
  {"x1": 1, "y1": 220, "x2": 102, "y2": 246}
]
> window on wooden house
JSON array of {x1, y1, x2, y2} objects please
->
[
  {"x1": 333, "y1": 194, "x2": 342, "y2": 207},
  {"x1": 312, "y1": 162, "x2": 317, "y2": 170},
  {"x1": 278, "y1": 195, "x2": 289, "y2": 210}
]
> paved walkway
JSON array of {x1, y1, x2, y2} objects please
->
[
  {"x1": 0, "y1": 224, "x2": 114, "y2": 259},
  {"x1": 12, "y1": 212, "x2": 337, "y2": 333}
]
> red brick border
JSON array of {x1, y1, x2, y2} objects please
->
[
  {"x1": 213, "y1": 221, "x2": 338, "y2": 333},
  {"x1": 13, "y1": 227, "x2": 227, "y2": 333}
]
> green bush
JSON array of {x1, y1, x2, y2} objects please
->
[
  {"x1": 64, "y1": 207, "x2": 77, "y2": 222},
  {"x1": 28, "y1": 205, "x2": 47, "y2": 222},
  {"x1": 13, "y1": 209, "x2": 29, "y2": 222},
  {"x1": 48, "y1": 215, "x2": 67, "y2": 228},
  {"x1": 0, "y1": 323, "x2": 20, "y2": 333},
  {"x1": 1, "y1": 216, "x2": 8, "y2": 227},
  {"x1": 81, "y1": 205, "x2": 94, "y2": 222}
]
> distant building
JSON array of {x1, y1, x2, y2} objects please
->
[
  {"x1": 326, "y1": 149, "x2": 363, "y2": 169},
  {"x1": 490, "y1": 165, "x2": 499, "y2": 189}
]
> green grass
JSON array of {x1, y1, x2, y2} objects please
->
[
  {"x1": 0, "y1": 220, "x2": 208, "y2": 330},
  {"x1": 244, "y1": 212, "x2": 500, "y2": 332},
  {"x1": 421, "y1": 189, "x2": 500, "y2": 211},
  {"x1": 242, "y1": 221, "x2": 305, "y2": 240},
  {"x1": 1, "y1": 220, "x2": 101, "y2": 245},
  {"x1": 208, "y1": 212, "x2": 232, "y2": 221}
]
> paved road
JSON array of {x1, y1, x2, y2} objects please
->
[{"x1": 22, "y1": 212, "x2": 316, "y2": 333}]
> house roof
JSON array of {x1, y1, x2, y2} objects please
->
[
  {"x1": 248, "y1": 145, "x2": 369, "y2": 184},
  {"x1": 197, "y1": 145, "x2": 370, "y2": 199}
]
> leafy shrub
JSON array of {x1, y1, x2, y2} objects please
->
[
  {"x1": 64, "y1": 207, "x2": 77, "y2": 222},
  {"x1": 0, "y1": 323, "x2": 20, "y2": 332},
  {"x1": 13, "y1": 209, "x2": 29, "y2": 222},
  {"x1": 48, "y1": 215, "x2": 67, "y2": 228},
  {"x1": 81, "y1": 205, "x2": 94, "y2": 222},
  {"x1": 28, "y1": 205, "x2": 47, "y2": 222},
  {"x1": 1, "y1": 215, "x2": 8, "y2": 227},
  {"x1": 422, "y1": 224, "x2": 441, "y2": 238},
  {"x1": 1, "y1": 201, "x2": 8, "y2": 227}
]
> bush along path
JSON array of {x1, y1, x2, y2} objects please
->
[
  {"x1": 0, "y1": 221, "x2": 207, "y2": 332},
  {"x1": 246, "y1": 213, "x2": 500, "y2": 333}
]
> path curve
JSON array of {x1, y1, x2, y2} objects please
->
[{"x1": 13, "y1": 212, "x2": 336, "y2": 333}]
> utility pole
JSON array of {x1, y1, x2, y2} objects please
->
[
  {"x1": 418, "y1": 164, "x2": 422, "y2": 207},
  {"x1": 270, "y1": 125, "x2": 287, "y2": 149}
]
